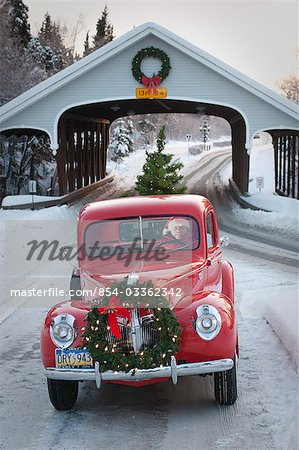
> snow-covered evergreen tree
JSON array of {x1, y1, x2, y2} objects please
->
[
  {"x1": 108, "y1": 118, "x2": 134, "y2": 162},
  {"x1": 137, "y1": 115, "x2": 156, "y2": 149},
  {"x1": 27, "y1": 36, "x2": 61, "y2": 72},
  {"x1": 200, "y1": 118, "x2": 210, "y2": 143},
  {"x1": 7, "y1": 0, "x2": 31, "y2": 48},
  {"x1": 93, "y1": 5, "x2": 114, "y2": 50},
  {"x1": 1, "y1": 2, "x2": 79, "y2": 105},
  {"x1": 83, "y1": 31, "x2": 91, "y2": 56},
  {"x1": 0, "y1": 1, "x2": 47, "y2": 105},
  {"x1": 37, "y1": 13, "x2": 72, "y2": 71}
]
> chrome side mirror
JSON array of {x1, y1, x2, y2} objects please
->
[{"x1": 220, "y1": 236, "x2": 230, "y2": 248}]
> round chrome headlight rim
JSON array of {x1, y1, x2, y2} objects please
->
[
  {"x1": 195, "y1": 304, "x2": 222, "y2": 340},
  {"x1": 50, "y1": 313, "x2": 77, "y2": 348}
]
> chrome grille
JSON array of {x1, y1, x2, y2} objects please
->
[{"x1": 105, "y1": 314, "x2": 160, "y2": 354}]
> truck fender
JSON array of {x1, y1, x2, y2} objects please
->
[
  {"x1": 221, "y1": 260, "x2": 234, "y2": 302},
  {"x1": 221, "y1": 261, "x2": 239, "y2": 356}
]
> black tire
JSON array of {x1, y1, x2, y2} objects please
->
[
  {"x1": 47, "y1": 379, "x2": 79, "y2": 410},
  {"x1": 214, "y1": 354, "x2": 238, "y2": 405}
]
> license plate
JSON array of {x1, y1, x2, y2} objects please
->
[{"x1": 55, "y1": 348, "x2": 93, "y2": 369}]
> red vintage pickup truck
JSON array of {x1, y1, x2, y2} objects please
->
[{"x1": 41, "y1": 195, "x2": 238, "y2": 410}]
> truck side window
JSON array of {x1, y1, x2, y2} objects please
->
[{"x1": 206, "y1": 212, "x2": 216, "y2": 249}]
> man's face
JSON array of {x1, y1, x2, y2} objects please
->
[{"x1": 169, "y1": 219, "x2": 190, "y2": 240}]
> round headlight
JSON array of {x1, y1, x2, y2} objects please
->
[
  {"x1": 195, "y1": 305, "x2": 221, "y2": 340},
  {"x1": 50, "y1": 314, "x2": 77, "y2": 348},
  {"x1": 53, "y1": 322, "x2": 73, "y2": 340},
  {"x1": 200, "y1": 315, "x2": 217, "y2": 331}
]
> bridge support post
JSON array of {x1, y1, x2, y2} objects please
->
[
  {"x1": 231, "y1": 118, "x2": 249, "y2": 194},
  {"x1": 57, "y1": 119, "x2": 68, "y2": 195},
  {"x1": 57, "y1": 114, "x2": 110, "y2": 195}
]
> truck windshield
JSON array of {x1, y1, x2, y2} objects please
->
[{"x1": 84, "y1": 215, "x2": 200, "y2": 258}]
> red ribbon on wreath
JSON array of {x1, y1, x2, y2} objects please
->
[
  {"x1": 98, "y1": 295, "x2": 131, "y2": 339},
  {"x1": 141, "y1": 75, "x2": 161, "y2": 94}
]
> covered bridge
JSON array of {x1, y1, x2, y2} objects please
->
[{"x1": 0, "y1": 22, "x2": 298, "y2": 198}]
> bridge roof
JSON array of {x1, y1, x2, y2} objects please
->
[
  {"x1": 1, "y1": 22, "x2": 297, "y2": 124},
  {"x1": 0, "y1": 22, "x2": 298, "y2": 148}
]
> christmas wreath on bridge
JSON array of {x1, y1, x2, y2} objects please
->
[
  {"x1": 132, "y1": 46, "x2": 171, "y2": 93},
  {"x1": 82, "y1": 279, "x2": 182, "y2": 373}
]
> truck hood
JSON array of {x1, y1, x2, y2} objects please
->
[{"x1": 80, "y1": 256, "x2": 205, "y2": 308}]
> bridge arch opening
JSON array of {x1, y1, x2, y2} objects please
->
[
  {"x1": 56, "y1": 98, "x2": 249, "y2": 196},
  {"x1": 107, "y1": 112, "x2": 231, "y2": 157}
]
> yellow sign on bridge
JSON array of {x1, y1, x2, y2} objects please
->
[{"x1": 136, "y1": 88, "x2": 167, "y2": 99}]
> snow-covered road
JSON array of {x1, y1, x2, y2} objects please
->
[
  {"x1": 0, "y1": 140, "x2": 298, "y2": 450},
  {"x1": 0, "y1": 249, "x2": 297, "y2": 450}
]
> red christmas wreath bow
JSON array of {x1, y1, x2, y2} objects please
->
[
  {"x1": 141, "y1": 75, "x2": 161, "y2": 94},
  {"x1": 98, "y1": 295, "x2": 131, "y2": 339}
]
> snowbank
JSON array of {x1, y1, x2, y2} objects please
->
[
  {"x1": 220, "y1": 139, "x2": 298, "y2": 371},
  {"x1": 239, "y1": 286, "x2": 298, "y2": 371},
  {"x1": 0, "y1": 204, "x2": 76, "y2": 222},
  {"x1": 243, "y1": 143, "x2": 299, "y2": 217},
  {"x1": 1, "y1": 194, "x2": 62, "y2": 207},
  {"x1": 231, "y1": 205, "x2": 298, "y2": 236},
  {"x1": 220, "y1": 140, "x2": 299, "y2": 236},
  {"x1": 0, "y1": 205, "x2": 78, "y2": 313},
  {"x1": 263, "y1": 287, "x2": 298, "y2": 372}
]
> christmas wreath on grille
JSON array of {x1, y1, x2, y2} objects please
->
[
  {"x1": 82, "y1": 279, "x2": 182, "y2": 373},
  {"x1": 132, "y1": 46, "x2": 171, "y2": 93}
]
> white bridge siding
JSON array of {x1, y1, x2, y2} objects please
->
[{"x1": 1, "y1": 26, "x2": 297, "y2": 150}]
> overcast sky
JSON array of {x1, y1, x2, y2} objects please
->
[{"x1": 25, "y1": 0, "x2": 298, "y2": 92}]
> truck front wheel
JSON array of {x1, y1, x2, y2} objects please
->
[
  {"x1": 47, "y1": 379, "x2": 79, "y2": 410},
  {"x1": 214, "y1": 354, "x2": 238, "y2": 405}
]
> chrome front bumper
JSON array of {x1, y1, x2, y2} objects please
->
[{"x1": 44, "y1": 357, "x2": 234, "y2": 388}]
